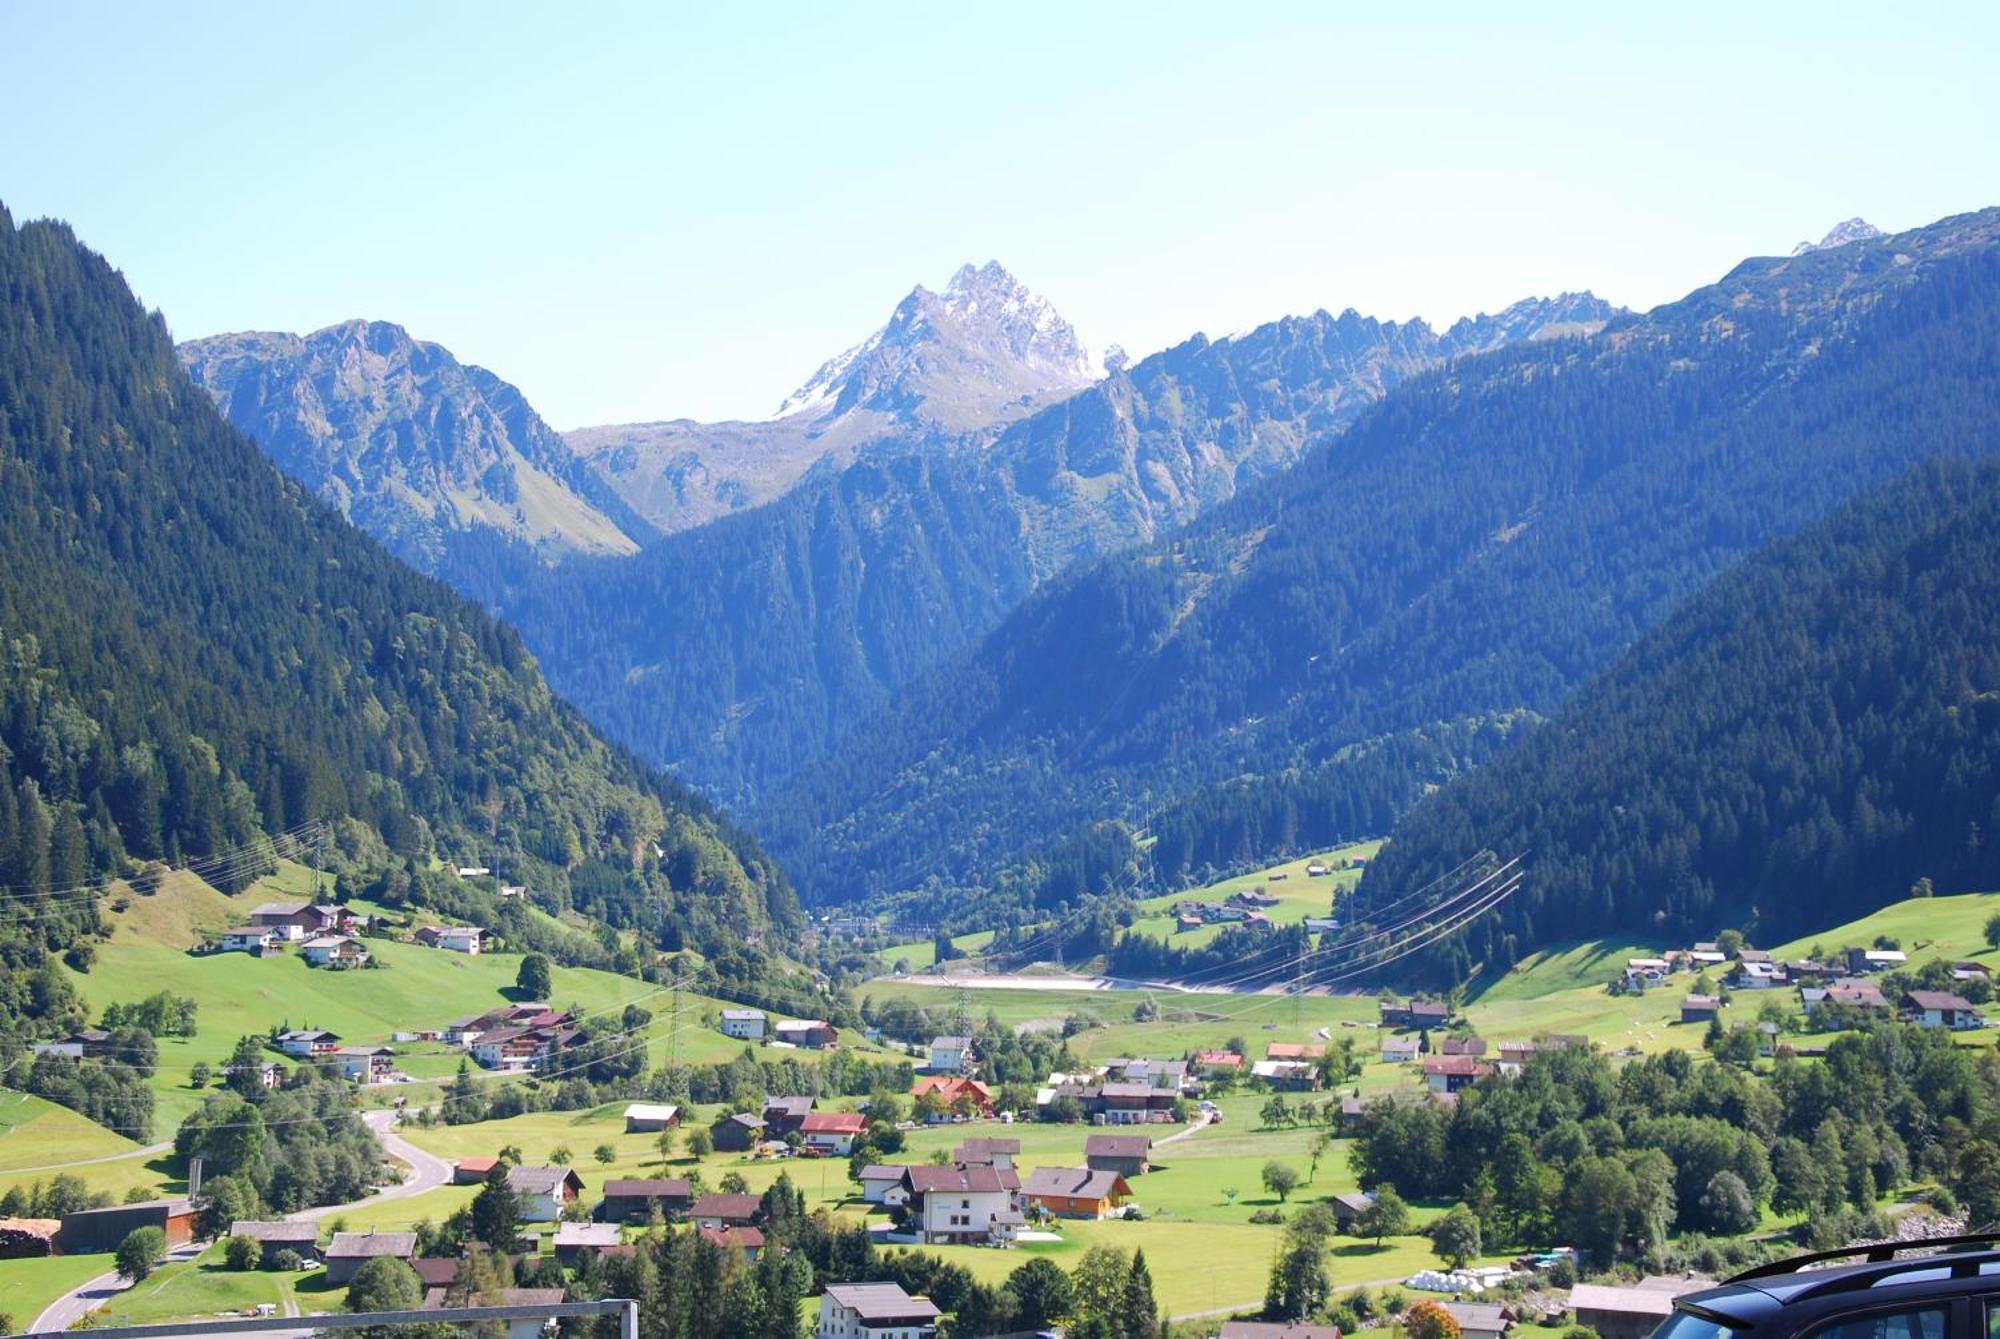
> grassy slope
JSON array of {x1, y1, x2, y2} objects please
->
[
  {"x1": 1125, "y1": 840, "x2": 1384, "y2": 950},
  {"x1": 0, "y1": 1251, "x2": 113, "y2": 1327},
  {"x1": 5, "y1": 865, "x2": 900, "y2": 1199}
]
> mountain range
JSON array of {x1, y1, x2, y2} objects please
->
[
  {"x1": 762, "y1": 209, "x2": 2000, "y2": 907},
  {"x1": 187, "y1": 270, "x2": 1616, "y2": 812},
  {"x1": 170, "y1": 205, "x2": 2000, "y2": 954}
]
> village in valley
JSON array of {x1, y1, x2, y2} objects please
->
[{"x1": 6, "y1": 841, "x2": 2000, "y2": 1339}]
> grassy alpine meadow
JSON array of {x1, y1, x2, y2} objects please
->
[
  {"x1": 1123, "y1": 840, "x2": 1384, "y2": 949},
  {"x1": 56, "y1": 865, "x2": 901, "y2": 1132},
  {"x1": 0, "y1": 1089, "x2": 143, "y2": 1169}
]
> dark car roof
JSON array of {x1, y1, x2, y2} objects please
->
[{"x1": 1672, "y1": 1239, "x2": 2000, "y2": 1337}]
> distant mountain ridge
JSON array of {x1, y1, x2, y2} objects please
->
[
  {"x1": 567, "y1": 260, "x2": 1099, "y2": 535},
  {"x1": 180, "y1": 320, "x2": 656, "y2": 575},
  {"x1": 1794, "y1": 217, "x2": 1884, "y2": 255},
  {"x1": 763, "y1": 207, "x2": 2000, "y2": 906},
  {"x1": 491, "y1": 290, "x2": 1620, "y2": 806}
]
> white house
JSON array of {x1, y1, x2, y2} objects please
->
[
  {"x1": 900, "y1": 1165, "x2": 1018, "y2": 1245},
  {"x1": 506, "y1": 1166, "x2": 584, "y2": 1222},
  {"x1": 817, "y1": 1283, "x2": 939, "y2": 1339},
  {"x1": 301, "y1": 935, "x2": 370, "y2": 968},
  {"x1": 333, "y1": 1045, "x2": 396, "y2": 1084},
  {"x1": 284, "y1": 1030, "x2": 335, "y2": 1062},
  {"x1": 221, "y1": 927, "x2": 282, "y2": 954},
  {"x1": 719, "y1": 1009, "x2": 768, "y2": 1041},
  {"x1": 1906, "y1": 990, "x2": 1983, "y2": 1030},
  {"x1": 927, "y1": 1036, "x2": 972, "y2": 1073},
  {"x1": 857, "y1": 1165, "x2": 907, "y2": 1206},
  {"x1": 437, "y1": 925, "x2": 484, "y2": 955},
  {"x1": 799, "y1": 1112, "x2": 867, "y2": 1155},
  {"x1": 1732, "y1": 960, "x2": 1783, "y2": 990}
]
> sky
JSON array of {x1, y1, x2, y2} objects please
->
[{"x1": 3, "y1": 3, "x2": 1996, "y2": 429}]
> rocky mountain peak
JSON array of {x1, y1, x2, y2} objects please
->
[
  {"x1": 774, "y1": 261, "x2": 1096, "y2": 431},
  {"x1": 1792, "y1": 218, "x2": 1884, "y2": 255}
]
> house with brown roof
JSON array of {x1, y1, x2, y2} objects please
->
[
  {"x1": 1084, "y1": 1133, "x2": 1152, "y2": 1177},
  {"x1": 818, "y1": 1283, "x2": 940, "y2": 1339},
  {"x1": 598, "y1": 1178, "x2": 692, "y2": 1223},
  {"x1": 1422, "y1": 1054, "x2": 1491, "y2": 1094},
  {"x1": 1380, "y1": 998, "x2": 1452, "y2": 1029},
  {"x1": 325, "y1": 1230, "x2": 417, "y2": 1285},
  {"x1": 1441, "y1": 1301, "x2": 1516, "y2": 1339},
  {"x1": 711, "y1": 1112, "x2": 766, "y2": 1151},
  {"x1": 1264, "y1": 1042, "x2": 1327, "y2": 1061},
  {"x1": 1906, "y1": 990, "x2": 1983, "y2": 1030},
  {"x1": 772, "y1": 1019, "x2": 837, "y2": 1049},
  {"x1": 56, "y1": 1198, "x2": 197, "y2": 1254},
  {"x1": 1021, "y1": 1167, "x2": 1132, "y2": 1219},
  {"x1": 910, "y1": 1075, "x2": 994, "y2": 1117},
  {"x1": 700, "y1": 1224, "x2": 765, "y2": 1260},
  {"x1": 800, "y1": 1111, "x2": 868, "y2": 1155},
  {"x1": 691, "y1": 1193, "x2": 763, "y2": 1230},
  {"x1": 1681, "y1": 994, "x2": 1721, "y2": 1024},
  {"x1": 858, "y1": 1164, "x2": 908, "y2": 1205},
  {"x1": 900, "y1": 1164, "x2": 1019, "y2": 1245},
  {"x1": 1440, "y1": 1036, "x2": 1488, "y2": 1057},
  {"x1": 761, "y1": 1095, "x2": 818, "y2": 1135}
]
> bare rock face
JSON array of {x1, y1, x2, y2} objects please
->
[
  {"x1": 181, "y1": 321, "x2": 652, "y2": 571},
  {"x1": 567, "y1": 261, "x2": 1101, "y2": 535},
  {"x1": 1792, "y1": 217, "x2": 1884, "y2": 255}
]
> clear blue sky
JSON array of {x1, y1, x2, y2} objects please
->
[{"x1": 4, "y1": 3, "x2": 1994, "y2": 428}]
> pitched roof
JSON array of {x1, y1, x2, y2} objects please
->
[
  {"x1": 505, "y1": 1166, "x2": 584, "y2": 1195},
  {"x1": 1907, "y1": 990, "x2": 1978, "y2": 1012},
  {"x1": 691, "y1": 1192, "x2": 762, "y2": 1221},
  {"x1": 763, "y1": 1095, "x2": 817, "y2": 1117},
  {"x1": 623, "y1": 1103, "x2": 680, "y2": 1122},
  {"x1": 953, "y1": 1137, "x2": 1021, "y2": 1161},
  {"x1": 411, "y1": 1257, "x2": 461, "y2": 1286},
  {"x1": 903, "y1": 1164, "x2": 1010, "y2": 1195},
  {"x1": 327, "y1": 1231, "x2": 416, "y2": 1258},
  {"x1": 1085, "y1": 1134, "x2": 1151, "y2": 1159},
  {"x1": 1443, "y1": 1302, "x2": 1514, "y2": 1331},
  {"x1": 553, "y1": 1223, "x2": 624, "y2": 1247},
  {"x1": 700, "y1": 1225, "x2": 766, "y2": 1250},
  {"x1": 1570, "y1": 1284, "x2": 1678, "y2": 1317},
  {"x1": 602, "y1": 1178, "x2": 691, "y2": 1198},
  {"x1": 1022, "y1": 1166, "x2": 1130, "y2": 1201},
  {"x1": 858, "y1": 1164, "x2": 905, "y2": 1182},
  {"x1": 1422, "y1": 1054, "x2": 1490, "y2": 1076},
  {"x1": 229, "y1": 1220, "x2": 319, "y2": 1242},
  {"x1": 930, "y1": 1035, "x2": 972, "y2": 1049},
  {"x1": 822, "y1": 1283, "x2": 941, "y2": 1322},
  {"x1": 800, "y1": 1111, "x2": 867, "y2": 1134}
]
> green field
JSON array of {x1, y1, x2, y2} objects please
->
[
  {"x1": 1767, "y1": 890, "x2": 2000, "y2": 964},
  {"x1": 0, "y1": 1251, "x2": 112, "y2": 1329},
  {"x1": 876, "y1": 929, "x2": 999, "y2": 973},
  {"x1": 1125, "y1": 841, "x2": 1383, "y2": 950}
]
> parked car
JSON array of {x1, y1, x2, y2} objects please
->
[{"x1": 1653, "y1": 1234, "x2": 2000, "y2": 1339}]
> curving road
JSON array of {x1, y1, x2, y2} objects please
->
[{"x1": 31, "y1": 1109, "x2": 450, "y2": 1334}]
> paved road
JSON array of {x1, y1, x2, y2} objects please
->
[{"x1": 30, "y1": 1110, "x2": 448, "y2": 1334}]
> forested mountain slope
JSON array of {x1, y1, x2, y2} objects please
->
[
  {"x1": 497, "y1": 295, "x2": 1612, "y2": 803},
  {"x1": 0, "y1": 206, "x2": 794, "y2": 1039},
  {"x1": 1355, "y1": 456, "x2": 2000, "y2": 976},
  {"x1": 768, "y1": 208, "x2": 2000, "y2": 905}
]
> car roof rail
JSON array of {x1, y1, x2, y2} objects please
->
[{"x1": 1727, "y1": 1234, "x2": 2000, "y2": 1284}]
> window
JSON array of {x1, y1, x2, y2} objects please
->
[{"x1": 1813, "y1": 1307, "x2": 1947, "y2": 1339}]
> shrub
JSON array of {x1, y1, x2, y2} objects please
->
[
  {"x1": 224, "y1": 1235, "x2": 260, "y2": 1270},
  {"x1": 270, "y1": 1248, "x2": 303, "y2": 1272}
]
